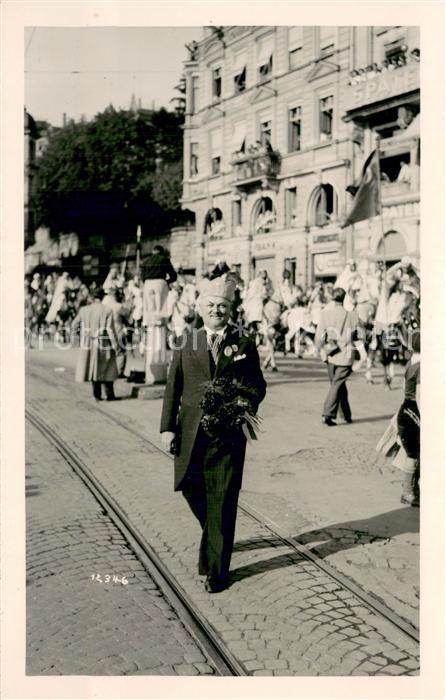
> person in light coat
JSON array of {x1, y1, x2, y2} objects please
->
[
  {"x1": 242, "y1": 270, "x2": 273, "y2": 330},
  {"x1": 72, "y1": 288, "x2": 120, "y2": 401},
  {"x1": 315, "y1": 287, "x2": 360, "y2": 426}
]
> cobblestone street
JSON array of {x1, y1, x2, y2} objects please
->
[
  {"x1": 25, "y1": 345, "x2": 420, "y2": 676},
  {"x1": 27, "y1": 422, "x2": 216, "y2": 676}
]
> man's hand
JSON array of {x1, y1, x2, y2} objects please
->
[{"x1": 161, "y1": 431, "x2": 176, "y2": 453}]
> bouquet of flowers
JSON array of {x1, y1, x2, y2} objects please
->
[{"x1": 199, "y1": 377, "x2": 262, "y2": 442}]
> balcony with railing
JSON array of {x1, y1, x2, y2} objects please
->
[
  {"x1": 230, "y1": 144, "x2": 281, "y2": 190},
  {"x1": 344, "y1": 57, "x2": 419, "y2": 117}
]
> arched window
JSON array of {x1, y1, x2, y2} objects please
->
[
  {"x1": 310, "y1": 184, "x2": 338, "y2": 227},
  {"x1": 377, "y1": 230, "x2": 407, "y2": 260},
  {"x1": 253, "y1": 196, "x2": 276, "y2": 234},
  {"x1": 204, "y1": 208, "x2": 225, "y2": 237}
]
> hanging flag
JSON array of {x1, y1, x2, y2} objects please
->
[{"x1": 342, "y1": 150, "x2": 381, "y2": 227}]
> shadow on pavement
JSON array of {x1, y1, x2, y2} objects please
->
[
  {"x1": 230, "y1": 551, "x2": 302, "y2": 584},
  {"x1": 339, "y1": 414, "x2": 395, "y2": 425},
  {"x1": 232, "y1": 507, "x2": 419, "y2": 579},
  {"x1": 293, "y1": 507, "x2": 419, "y2": 558},
  {"x1": 233, "y1": 536, "x2": 284, "y2": 552}
]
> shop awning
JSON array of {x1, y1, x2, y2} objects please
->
[
  {"x1": 233, "y1": 49, "x2": 247, "y2": 73},
  {"x1": 257, "y1": 35, "x2": 274, "y2": 66},
  {"x1": 288, "y1": 26, "x2": 303, "y2": 51}
]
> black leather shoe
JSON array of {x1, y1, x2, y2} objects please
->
[
  {"x1": 205, "y1": 577, "x2": 228, "y2": 593},
  {"x1": 343, "y1": 417, "x2": 353, "y2": 424},
  {"x1": 322, "y1": 417, "x2": 337, "y2": 426}
]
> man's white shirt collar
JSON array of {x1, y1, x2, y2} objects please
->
[{"x1": 203, "y1": 325, "x2": 227, "y2": 338}]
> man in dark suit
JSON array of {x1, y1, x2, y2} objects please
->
[{"x1": 160, "y1": 274, "x2": 266, "y2": 593}]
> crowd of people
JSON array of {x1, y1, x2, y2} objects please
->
[
  {"x1": 25, "y1": 249, "x2": 420, "y2": 390},
  {"x1": 347, "y1": 47, "x2": 420, "y2": 85}
]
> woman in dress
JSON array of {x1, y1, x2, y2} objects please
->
[
  {"x1": 242, "y1": 269, "x2": 273, "y2": 335},
  {"x1": 45, "y1": 271, "x2": 71, "y2": 327}
]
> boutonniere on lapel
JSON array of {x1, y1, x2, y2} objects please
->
[
  {"x1": 233, "y1": 353, "x2": 247, "y2": 362},
  {"x1": 223, "y1": 344, "x2": 239, "y2": 358}
]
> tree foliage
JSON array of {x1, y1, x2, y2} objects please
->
[{"x1": 32, "y1": 106, "x2": 186, "y2": 243}]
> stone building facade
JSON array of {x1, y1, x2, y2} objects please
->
[{"x1": 181, "y1": 26, "x2": 420, "y2": 285}]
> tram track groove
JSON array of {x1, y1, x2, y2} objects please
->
[
  {"x1": 25, "y1": 407, "x2": 248, "y2": 677},
  {"x1": 26, "y1": 364, "x2": 419, "y2": 647}
]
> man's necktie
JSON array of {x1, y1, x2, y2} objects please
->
[{"x1": 208, "y1": 333, "x2": 222, "y2": 365}]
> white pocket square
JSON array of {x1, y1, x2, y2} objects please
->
[{"x1": 234, "y1": 354, "x2": 246, "y2": 362}]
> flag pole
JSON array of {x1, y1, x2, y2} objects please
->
[
  {"x1": 375, "y1": 134, "x2": 387, "y2": 265},
  {"x1": 375, "y1": 133, "x2": 388, "y2": 327}
]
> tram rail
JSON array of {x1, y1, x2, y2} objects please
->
[
  {"x1": 25, "y1": 364, "x2": 420, "y2": 650},
  {"x1": 87, "y1": 401, "x2": 420, "y2": 645},
  {"x1": 26, "y1": 407, "x2": 248, "y2": 677}
]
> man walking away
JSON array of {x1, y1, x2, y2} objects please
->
[
  {"x1": 315, "y1": 287, "x2": 359, "y2": 426},
  {"x1": 103, "y1": 287, "x2": 130, "y2": 377},
  {"x1": 72, "y1": 288, "x2": 120, "y2": 401}
]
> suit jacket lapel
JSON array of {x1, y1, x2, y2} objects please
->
[
  {"x1": 215, "y1": 327, "x2": 240, "y2": 376},
  {"x1": 195, "y1": 327, "x2": 212, "y2": 378}
]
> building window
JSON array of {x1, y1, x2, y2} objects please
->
[
  {"x1": 288, "y1": 106, "x2": 302, "y2": 152},
  {"x1": 257, "y1": 35, "x2": 274, "y2": 83},
  {"x1": 312, "y1": 184, "x2": 337, "y2": 226},
  {"x1": 284, "y1": 257, "x2": 297, "y2": 284},
  {"x1": 212, "y1": 66, "x2": 222, "y2": 100},
  {"x1": 254, "y1": 196, "x2": 276, "y2": 233},
  {"x1": 233, "y1": 50, "x2": 247, "y2": 93},
  {"x1": 377, "y1": 229, "x2": 407, "y2": 262},
  {"x1": 231, "y1": 120, "x2": 247, "y2": 159},
  {"x1": 234, "y1": 66, "x2": 246, "y2": 93},
  {"x1": 211, "y1": 156, "x2": 221, "y2": 175},
  {"x1": 288, "y1": 27, "x2": 303, "y2": 68},
  {"x1": 204, "y1": 207, "x2": 225, "y2": 237},
  {"x1": 260, "y1": 119, "x2": 272, "y2": 147},
  {"x1": 319, "y1": 26, "x2": 335, "y2": 56},
  {"x1": 189, "y1": 142, "x2": 198, "y2": 177},
  {"x1": 285, "y1": 187, "x2": 297, "y2": 227},
  {"x1": 191, "y1": 76, "x2": 199, "y2": 114},
  {"x1": 319, "y1": 96, "x2": 333, "y2": 142},
  {"x1": 210, "y1": 129, "x2": 222, "y2": 176},
  {"x1": 232, "y1": 199, "x2": 242, "y2": 227}
]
